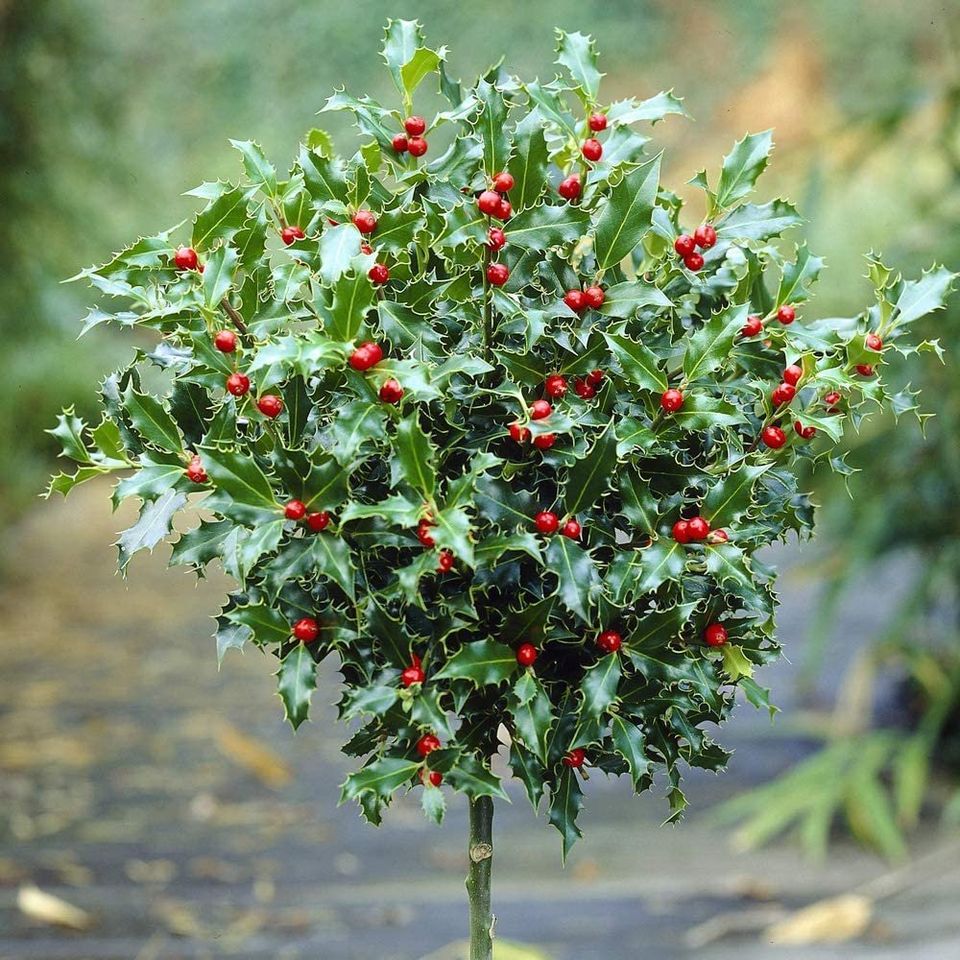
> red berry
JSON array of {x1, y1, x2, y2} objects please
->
[
  {"x1": 694, "y1": 224, "x2": 717, "y2": 249},
  {"x1": 349, "y1": 341, "x2": 383, "y2": 371},
  {"x1": 783, "y1": 364, "x2": 803, "y2": 386},
  {"x1": 761, "y1": 425, "x2": 787, "y2": 449},
  {"x1": 866, "y1": 333, "x2": 883, "y2": 352},
  {"x1": 516, "y1": 643, "x2": 538, "y2": 667},
  {"x1": 661, "y1": 388, "x2": 684, "y2": 412},
  {"x1": 561, "y1": 518, "x2": 581, "y2": 540},
  {"x1": 488, "y1": 227, "x2": 506, "y2": 251},
  {"x1": 771, "y1": 383, "x2": 796, "y2": 406},
  {"x1": 533, "y1": 433, "x2": 556, "y2": 450},
  {"x1": 402, "y1": 665, "x2": 426, "y2": 687},
  {"x1": 558, "y1": 174, "x2": 581, "y2": 200},
  {"x1": 226, "y1": 372, "x2": 250, "y2": 396},
  {"x1": 420, "y1": 768, "x2": 442, "y2": 787},
  {"x1": 437, "y1": 549, "x2": 455, "y2": 572},
  {"x1": 281, "y1": 225, "x2": 305, "y2": 246},
  {"x1": 563, "y1": 289, "x2": 586, "y2": 313},
  {"x1": 709, "y1": 529, "x2": 730, "y2": 544},
  {"x1": 497, "y1": 198, "x2": 512, "y2": 221},
  {"x1": 292, "y1": 618, "x2": 319, "y2": 643},
  {"x1": 588, "y1": 112, "x2": 608, "y2": 132},
  {"x1": 368, "y1": 263, "x2": 390, "y2": 285},
  {"x1": 478, "y1": 190, "x2": 502, "y2": 216},
  {"x1": 284, "y1": 499, "x2": 307, "y2": 521},
  {"x1": 582, "y1": 138, "x2": 603, "y2": 162},
  {"x1": 794, "y1": 421, "x2": 816, "y2": 440},
  {"x1": 563, "y1": 748, "x2": 586, "y2": 768},
  {"x1": 777, "y1": 304, "x2": 796, "y2": 325},
  {"x1": 534, "y1": 511, "x2": 559, "y2": 534},
  {"x1": 741, "y1": 314, "x2": 764, "y2": 337},
  {"x1": 173, "y1": 246, "x2": 199, "y2": 270},
  {"x1": 545, "y1": 374, "x2": 568, "y2": 398},
  {"x1": 214, "y1": 329, "x2": 237, "y2": 353},
  {"x1": 417, "y1": 522, "x2": 436, "y2": 547},
  {"x1": 574, "y1": 378, "x2": 596, "y2": 399},
  {"x1": 856, "y1": 364, "x2": 875, "y2": 377},
  {"x1": 257, "y1": 394, "x2": 284, "y2": 418},
  {"x1": 392, "y1": 133, "x2": 409, "y2": 153},
  {"x1": 407, "y1": 136, "x2": 428, "y2": 157},
  {"x1": 307, "y1": 511, "x2": 331, "y2": 532},
  {"x1": 672, "y1": 520, "x2": 691, "y2": 544},
  {"x1": 360, "y1": 242, "x2": 373, "y2": 255},
  {"x1": 185, "y1": 454, "x2": 207, "y2": 484},
  {"x1": 416, "y1": 733, "x2": 441, "y2": 757},
  {"x1": 530, "y1": 399, "x2": 552, "y2": 420},
  {"x1": 687, "y1": 516, "x2": 710, "y2": 541},
  {"x1": 586, "y1": 369, "x2": 605, "y2": 386},
  {"x1": 597, "y1": 630, "x2": 622, "y2": 654},
  {"x1": 404, "y1": 115, "x2": 426, "y2": 136},
  {"x1": 684, "y1": 252, "x2": 705, "y2": 271},
  {"x1": 674, "y1": 234, "x2": 696, "y2": 257},
  {"x1": 379, "y1": 379, "x2": 404, "y2": 404},
  {"x1": 508, "y1": 421, "x2": 531, "y2": 444},
  {"x1": 352, "y1": 210, "x2": 377, "y2": 234},
  {"x1": 486, "y1": 263, "x2": 509, "y2": 286},
  {"x1": 704, "y1": 623, "x2": 728, "y2": 647},
  {"x1": 492, "y1": 171, "x2": 515, "y2": 192},
  {"x1": 583, "y1": 285, "x2": 605, "y2": 309},
  {"x1": 824, "y1": 391, "x2": 842, "y2": 411}
]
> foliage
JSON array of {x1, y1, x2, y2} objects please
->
[{"x1": 48, "y1": 21, "x2": 954, "y2": 855}]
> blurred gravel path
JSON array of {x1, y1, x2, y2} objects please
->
[{"x1": 1, "y1": 482, "x2": 958, "y2": 959}]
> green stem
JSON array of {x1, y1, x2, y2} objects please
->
[{"x1": 466, "y1": 795, "x2": 494, "y2": 960}]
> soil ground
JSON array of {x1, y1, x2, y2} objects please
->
[{"x1": 2, "y1": 483, "x2": 959, "y2": 959}]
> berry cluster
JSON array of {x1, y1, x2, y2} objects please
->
[
  {"x1": 673, "y1": 223, "x2": 717, "y2": 272},
  {"x1": 392, "y1": 115, "x2": 429, "y2": 158}
]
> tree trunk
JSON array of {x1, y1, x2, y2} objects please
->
[{"x1": 466, "y1": 795, "x2": 494, "y2": 960}]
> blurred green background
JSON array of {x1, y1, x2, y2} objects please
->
[{"x1": 3, "y1": 0, "x2": 960, "y2": 861}]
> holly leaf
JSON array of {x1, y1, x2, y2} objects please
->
[
  {"x1": 230, "y1": 139, "x2": 278, "y2": 196},
  {"x1": 435, "y1": 639, "x2": 517, "y2": 686},
  {"x1": 277, "y1": 643, "x2": 317, "y2": 729},
  {"x1": 580, "y1": 654, "x2": 621, "y2": 720},
  {"x1": 394, "y1": 413, "x2": 437, "y2": 498},
  {"x1": 610, "y1": 716, "x2": 651, "y2": 790},
  {"x1": 564, "y1": 423, "x2": 617, "y2": 516},
  {"x1": 201, "y1": 447, "x2": 278, "y2": 510},
  {"x1": 593, "y1": 154, "x2": 660, "y2": 269},
  {"x1": 475, "y1": 79, "x2": 510, "y2": 176},
  {"x1": 703, "y1": 464, "x2": 769, "y2": 528},
  {"x1": 682, "y1": 303, "x2": 750, "y2": 382},
  {"x1": 503, "y1": 203, "x2": 590, "y2": 252},
  {"x1": 116, "y1": 489, "x2": 187, "y2": 574},
  {"x1": 122, "y1": 387, "x2": 183, "y2": 453},
  {"x1": 714, "y1": 130, "x2": 774, "y2": 212},
  {"x1": 597, "y1": 280, "x2": 672, "y2": 318},
  {"x1": 341, "y1": 756, "x2": 420, "y2": 802},
  {"x1": 548, "y1": 767, "x2": 584, "y2": 861},
  {"x1": 544, "y1": 537, "x2": 601, "y2": 623},
  {"x1": 555, "y1": 30, "x2": 602, "y2": 102},
  {"x1": 776, "y1": 243, "x2": 825, "y2": 307},
  {"x1": 603, "y1": 331, "x2": 667, "y2": 392},
  {"x1": 202, "y1": 245, "x2": 239, "y2": 309},
  {"x1": 327, "y1": 271, "x2": 376, "y2": 341},
  {"x1": 510, "y1": 675, "x2": 555, "y2": 764},
  {"x1": 443, "y1": 755, "x2": 510, "y2": 801},
  {"x1": 507, "y1": 114, "x2": 549, "y2": 211},
  {"x1": 717, "y1": 198, "x2": 802, "y2": 242}
]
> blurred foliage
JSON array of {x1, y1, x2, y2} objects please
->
[{"x1": 1, "y1": 0, "x2": 955, "y2": 523}]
